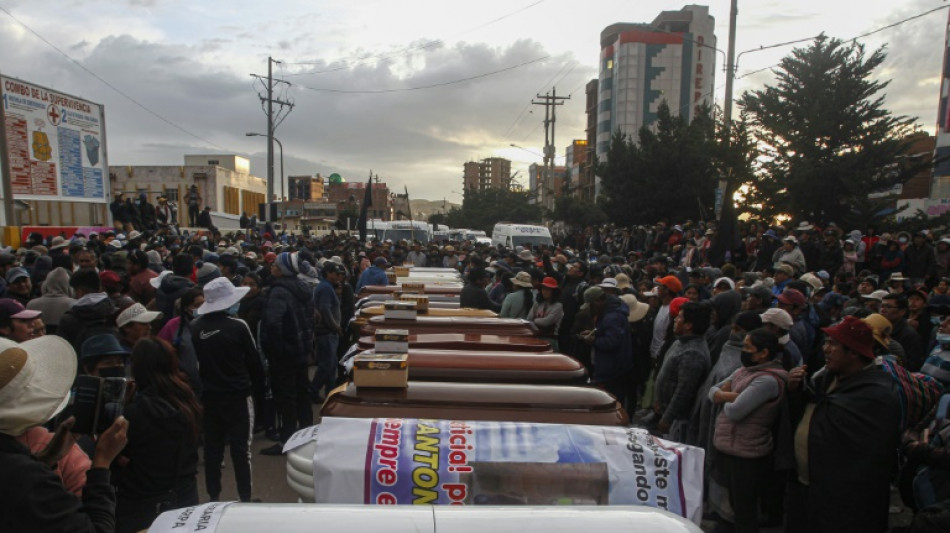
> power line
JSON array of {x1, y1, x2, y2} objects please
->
[
  {"x1": 296, "y1": 55, "x2": 548, "y2": 94},
  {"x1": 737, "y1": 4, "x2": 949, "y2": 80},
  {"x1": 0, "y1": 5, "x2": 224, "y2": 149}
]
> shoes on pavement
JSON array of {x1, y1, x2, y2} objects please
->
[{"x1": 259, "y1": 443, "x2": 284, "y2": 456}]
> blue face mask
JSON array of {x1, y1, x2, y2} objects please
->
[
  {"x1": 938, "y1": 333, "x2": 950, "y2": 346},
  {"x1": 227, "y1": 302, "x2": 240, "y2": 316}
]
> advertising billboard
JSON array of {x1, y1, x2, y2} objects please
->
[{"x1": 0, "y1": 75, "x2": 107, "y2": 202}]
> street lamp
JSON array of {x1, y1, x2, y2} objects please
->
[{"x1": 246, "y1": 132, "x2": 284, "y2": 231}]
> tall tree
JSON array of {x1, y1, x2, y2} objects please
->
[
  {"x1": 738, "y1": 35, "x2": 919, "y2": 225},
  {"x1": 596, "y1": 102, "x2": 720, "y2": 225},
  {"x1": 443, "y1": 188, "x2": 541, "y2": 233}
]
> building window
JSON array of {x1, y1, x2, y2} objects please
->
[{"x1": 163, "y1": 188, "x2": 179, "y2": 202}]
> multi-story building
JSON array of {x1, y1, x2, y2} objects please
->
[
  {"x1": 288, "y1": 174, "x2": 325, "y2": 201},
  {"x1": 594, "y1": 5, "x2": 716, "y2": 196},
  {"x1": 463, "y1": 157, "x2": 512, "y2": 193},
  {"x1": 529, "y1": 163, "x2": 568, "y2": 211},
  {"x1": 579, "y1": 79, "x2": 599, "y2": 201},
  {"x1": 325, "y1": 180, "x2": 392, "y2": 221},
  {"x1": 564, "y1": 140, "x2": 588, "y2": 198},
  {"x1": 109, "y1": 154, "x2": 266, "y2": 228}
]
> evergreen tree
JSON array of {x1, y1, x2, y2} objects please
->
[{"x1": 738, "y1": 35, "x2": 919, "y2": 225}]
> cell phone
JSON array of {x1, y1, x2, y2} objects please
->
[{"x1": 72, "y1": 375, "x2": 128, "y2": 435}]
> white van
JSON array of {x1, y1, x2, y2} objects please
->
[
  {"x1": 381, "y1": 220, "x2": 430, "y2": 244},
  {"x1": 491, "y1": 223, "x2": 554, "y2": 250}
]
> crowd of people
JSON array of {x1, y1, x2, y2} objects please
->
[{"x1": 2, "y1": 216, "x2": 950, "y2": 531}]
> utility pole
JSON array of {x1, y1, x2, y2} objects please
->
[
  {"x1": 710, "y1": 0, "x2": 740, "y2": 266},
  {"x1": 251, "y1": 57, "x2": 293, "y2": 223},
  {"x1": 532, "y1": 88, "x2": 569, "y2": 211}
]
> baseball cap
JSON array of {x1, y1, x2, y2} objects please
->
[
  {"x1": 4, "y1": 268, "x2": 29, "y2": 284},
  {"x1": 116, "y1": 303, "x2": 163, "y2": 328},
  {"x1": 653, "y1": 275, "x2": 683, "y2": 294},
  {"x1": 777, "y1": 288, "x2": 807, "y2": 307},
  {"x1": 0, "y1": 299, "x2": 41, "y2": 323},
  {"x1": 760, "y1": 308, "x2": 794, "y2": 330}
]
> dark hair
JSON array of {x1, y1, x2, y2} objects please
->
[
  {"x1": 244, "y1": 271, "x2": 261, "y2": 287},
  {"x1": 178, "y1": 287, "x2": 204, "y2": 316},
  {"x1": 69, "y1": 267, "x2": 101, "y2": 293},
  {"x1": 172, "y1": 253, "x2": 194, "y2": 276},
  {"x1": 131, "y1": 337, "x2": 202, "y2": 440},
  {"x1": 128, "y1": 249, "x2": 149, "y2": 268},
  {"x1": 746, "y1": 328, "x2": 782, "y2": 360},
  {"x1": 679, "y1": 301, "x2": 712, "y2": 334},
  {"x1": 882, "y1": 293, "x2": 908, "y2": 310}
]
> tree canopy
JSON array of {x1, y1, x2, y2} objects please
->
[
  {"x1": 737, "y1": 35, "x2": 920, "y2": 226},
  {"x1": 441, "y1": 188, "x2": 542, "y2": 233},
  {"x1": 596, "y1": 102, "x2": 720, "y2": 225}
]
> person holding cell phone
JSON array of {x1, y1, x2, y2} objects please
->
[{"x1": 0, "y1": 335, "x2": 128, "y2": 532}]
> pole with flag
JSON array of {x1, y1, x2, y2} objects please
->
[
  {"x1": 404, "y1": 185, "x2": 415, "y2": 243},
  {"x1": 357, "y1": 170, "x2": 373, "y2": 242}
]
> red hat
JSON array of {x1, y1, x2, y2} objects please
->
[
  {"x1": 541, "y1": 276, "x2": 559, "y2": 289},
  {"x1": 99, "y1": 270, "x2": 122, "y2": 291},
  {"x1": 822, "y1": 316, "x2": 875, "y2": 359},
  {"x1": 777, "y1": 288, "x2": 806, "y2": 308},
  {"x1": 654, "y1": 275, "x2": 683, "y2": 294},
  {"x1": 669, "y1": 297, "x2": 690, "y2": 318},
  {"x1": 264, "y1": 252, "x2": 277, "y2": 264}
]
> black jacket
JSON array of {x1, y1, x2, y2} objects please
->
[
  {"x1": 460, "y1": 283, "x2": 501, "y2": 312},
  {"x1": 58, "y1": 293, "x2": 118, "y2": 354},
  {"x1": 0, "y1": 432, "x2": 116, "y2": 532},
  {"x1": 154, "y1": 275, "x2": 195, "y2": 328},
  {"x1": 791, "y1": 365, "x2": 900, "y2": 533},
  {"x1": 113, "y1": 390, "x2": 198, "y2": 531},
  {"x1": 191, "y1": 311, "x2": 263, "y2": 396},
  {"x1": 261, "y1": 276, "x2": 316, "y2": 366}
]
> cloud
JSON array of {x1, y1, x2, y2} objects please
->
[{"x1": 6, "y1": 27, "x2": 591, "y2": 199}]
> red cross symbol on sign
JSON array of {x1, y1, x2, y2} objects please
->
[{"x1": 47, "y1": 104, "x2": 61, "y2": 126}]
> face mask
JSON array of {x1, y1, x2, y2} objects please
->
[
  {"x1": 99, "y1": 366, "x2": 125, "y2": 378},
  {"x1": 227, "y1": 302, "x2": 240, "y2": 316},
  {"x1": 899, "y1": 238, "x2": 908, "y2": 244},
  {"x1": 932, "y1": 316, "x2": 944, "y2": 326},
  {"x1": 938, "y1": 333, "x2": 950, "y2": 346},
  {"x1": 740, "y1": 350, "x2": 758, "y2": 367}
]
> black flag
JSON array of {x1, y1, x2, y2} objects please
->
[{"x1": 357, "y1": 172, "x2": 373, "y2": 242}]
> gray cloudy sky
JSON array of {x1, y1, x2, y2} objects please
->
[{"x1": 0, "y1": 0, "x2": 946, "y2": 200}]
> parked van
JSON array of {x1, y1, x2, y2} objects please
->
[
  {"x1": 491, "y1": 223, "x2": 554, "y2": 249},
  {"x1": 381, "y1": 220, "x2": 430, "y2": 244}
]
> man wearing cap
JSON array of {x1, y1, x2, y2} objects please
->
[
  {"x1": 651, "y1": 275, "x2": 683, "y2": 362},
  {"x1": 0, "y1": 298, "x2": 43, "y2": 343},
  {"x1": 355, "y1": 256, "x2": 390, "y2": 293},
  {"x1": 0, "y1": 335, "x2": 130, "y2": 532},
  {"x1": 741, "y1": 284, "x2": 774, "y2": 313},
  {"x1": 2, "y1": 266, "x2": 32, "y2": 307},
  {"x1": 773, "y1": 236, "x2": 806, "y2": 275},
  {"x1": 760, "y1": 307, "x2": 803, "y2": 367},
  {"x1": 579, "y1": 286, "x2": 633, "y2": 404},
  {"x1": 116, "y1": 303, "x2": 162, "y2": 350},
  {"x1": 260, "y1": 252, "x2": 316, "y2": 456},
  {"x1": 191, "y1": 277, "x2": 263, "y2": 502},
  {"x1": 460, "y1": 267, "x2": 501, "y2": 312},
  {"x1": 785, "y1": 316, "x2": 899, "y2": 533},
  {"x1": 880, "y1": 293, "x2": 924, "y2": 372},
  {"x1": 309, "y1": 261, "x2": 343, "y2": 405}
]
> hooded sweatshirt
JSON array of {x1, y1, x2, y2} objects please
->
[
  {"x1": 57, "y1": 292, "x2": 117, "y2": 353},
  {"x1": 154, "y1": 274, "x2": 195, "y2": 328},
  {"x1": 26, "y1": 267, "x2": 76, "y2": 332}
]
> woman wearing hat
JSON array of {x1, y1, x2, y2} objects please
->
[
  {"x1": 500, "y1": 271, "x2": 534, "y2": 319},
  {"x1": 785, "y1": 316, "x2": 900, "y2": 533},
  {"x1": 528, "y1": 277, "x2": 564, "y2": 350},
  {"x1": 0, "y1": 336, "x2": 129, "y2": 531}
]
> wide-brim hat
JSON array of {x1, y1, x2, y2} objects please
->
[
  {"x1": 619, "y1": 294, "x2": 650, "y2": 323},
  {"x1": 149, "y1": 270, "x2": 171, "y2": 289},
  {"x1": 197, "y1": 277, "x2": 249, "y2": 314},
  {"x1": 861, "y1": 313, "x2": 892, "y2": 349},
  {"x1": 823, "y1": 316, "x2": 875, "y2": 359},
  {"x1": 0, "y1": 336, "x2": 77, "y2": 436},
  {"x1": 517, "y1": 250, "x2": 535, "y2": 262},
  {"x1": 116, "y1": 303, "x2": 163, "y2": 328},
  {"x1": 511, "y1": 271, "x2": 533, "y2": 288},
  {"x1": 49, "y1": 236, "x2": 68, "y2": 251}
]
